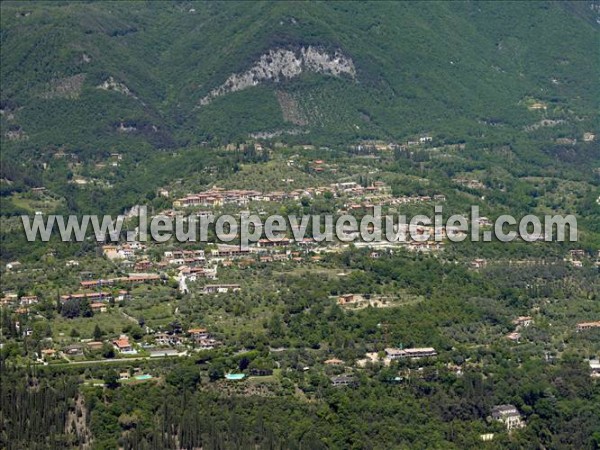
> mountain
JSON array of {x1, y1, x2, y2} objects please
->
[{"x1": 1, "y1": 1, "x2": 598, "y2": 153}]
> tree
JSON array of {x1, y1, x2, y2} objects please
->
[
  {"x1": 103, "y1": 370, "x2": 120, "y2": 389},
  {"x1": 80, "y1": 299, "x2": 93, "y2": 318},
  {"x1": 101, "y1": 343, "x2": 115, "y2": 359},
  {"x1": 61, "y1": 299, "x2": 80, "y2": 319},
  {"x1": 209, "y1": 363, "x2": 224, "y2": 381},
  {"x1": 238, "y1": 357, "x2": 250, "y2": 371},
  {"x1": 93, "y1": 324, "x2": 103, "y2": 340},
  {"x1": 166, "y1": 365, "x2": 201, "y2": 391},
  {"x1": 130, "y1": 326, "x2": 144, "y2": 340}
]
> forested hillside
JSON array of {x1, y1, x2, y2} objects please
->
[{"x1": 1, "y1": 1, "x2": 598, "y2": 150}]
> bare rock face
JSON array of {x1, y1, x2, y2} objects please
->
[
  {"x1": 97, "y1": 76, "x2": 135, "y2": 98},
  {"x1": 200, "y1": 46, "x2": 355, "y2": 105}
]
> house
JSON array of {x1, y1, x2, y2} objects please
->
[
  {"x1": 197, "y1": 338, "x2": 220, "y2": 350},
  {"x1": 60, "y1": 291, "x2": 112, "y2": 303},
  {"x1": 80, "y1": 279, "x2": 114, "y2": 288},
  {"x1": 64, "y1": 344, "x2": 84, "y2": 357},
  {"x1": 40, "y1": 349, "x2": 56, "y2": 359},
  {"x1": 506, "y1": 332, "x2": 521, "y2": 342},
  {"x1": 338, "y1": 294, "x2": 356, "y2": 305},
  {"x1": 116, "y1": 290, "x2": 131, "y2": 301},
  {"x1": 583, "y1": 132, "x2": 595, "y2": 142},
  {"x1": 90, "y1": 302, "x2": 107, "y2": 313},
  {"x1": 470, "y1": 259, "x2": 487, "y2": 269},
  {"x1": 569, "y1": 249, "x2": 586, "y2": 259},
  {"x1": 19, "y1": 295, "x2": 38, "y2": 306},
  {"x1": 512, "y1": 316, "x2": 533, "y2": 328},
  {"x1": 324, "y1": 358, "x2": 344, "y2": 366},
  {"x1": 202, "y1": 284, "x2": 241, "y2": 294},
  {"x1": 330, "y1": 375, "x2": 356, "y2": 387},
  {"x1": 385, "y1": 347, "x2": 437, "y2": 360},
  {"x1": 124, "y1": 274, "x2": 161, "y2": 284},
  {"x1": 576, "y1": 321, "x2": 600, "y2": 332},
  {"x1": 476, "y1": 217, "x2": 493, "y2": 227},
  {"x1": 120, "y1": 260, "x2": 135, "y2": 269},
  {"x1": 113, "y1": 337, "x2": 133, "y2": 353},
  {"x1": 213, "y1": 244, "x2": 250, "y2": 258},
  {"x1": 257, "y1": 238, "x2": 290, "y2": 248},
  {"x1": 491, "y1": 405, "x2": 525, "y2": 430},
  {"x1": 447, "y1": 363, "x2": 464, "y2": 377},
  {"x1": 589, "y1": 359, "x2": 600, "y2": 378},
  {"x1": 528, "y1": 102, "x2": 547, "y2": 110},
  {"x1": 6, "y1": 261, "x2": 21, "y2": 270},
  {"x1": 134, "y1": 260, "x2": 153, "y2": 271},
  {"x1": 188, "y1": 328, "x2": 209, "y2": 340},
  {"x1": 86, "y1": 341, "x2": 104, "y2": 351},
  {"x1": 102, "y1": 245, "x2": 120, "y2": 260},
  {"x1": 155, "y1": 332, "x2": 182, "y2": 346}
]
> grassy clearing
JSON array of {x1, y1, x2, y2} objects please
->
[{"x1": 51, "y1": 309, "x2": 133, "y2": 341}]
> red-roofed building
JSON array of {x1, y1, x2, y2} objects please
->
[
  {"x1": 113, "y1": 338, "x2": 132, "y2": 352},
  {"x1": 188, "y1": 328, "x2": 209, "y2": 340}
]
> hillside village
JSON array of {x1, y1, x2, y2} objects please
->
[{"x1": 2, "y1": 134, "x2": 599, "y2": 403}]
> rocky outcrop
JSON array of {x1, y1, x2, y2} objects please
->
[
  {"x1": 200, "y1": 46, "x2": 355, "y2": 105},
  {"x1": 97, "y1": 76, "x2": 135, "y2": 98}
]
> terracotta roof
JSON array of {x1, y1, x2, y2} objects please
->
[
  {"x1": 188, "y1": 328, "x2": 207, "y2": 334},
  {"x1": 114, "y1": 339, "x2": 131, "y2": 349}
]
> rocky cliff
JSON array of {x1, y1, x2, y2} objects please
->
[{"x1": 199, "y1": 46, "x2": 355, "y2": 105}]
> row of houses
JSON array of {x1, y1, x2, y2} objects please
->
[
  {"x1": 177, "y1": 266, "x2": 217, "y2": 282},
  {"x1": 80, "y1": 274, "x2": 161, "y2": 288},
  {"x1": 508, "y1": 320, "x2": 597, "y2": 342},
  {"x1": 164, "y1": 249, "x2": 206, "y2": 266},
  {"x1": 172, "y1": 182, "x2": 397, "y2": 210},
  {"x1": 25, "y1": 290, "x2": 129, "y2": 306},
  {"x1": 201, "y1": 284, "x2": 241, "y2": 294},
  {"x1": 39, "y1": 340, "x2": 106, "y2": 360},
  {"x1": 60, "y1": 291, "x2": 113, "y2": 303},
  {"x1": 102, "y1": 242, "x2": 145, "y2": 260},
  {"x1": 351, "y1": 137, "x2": 434, "y2": 152},
  {"x1": 173, "y1": 188, "x2": 273, "y2": 208},
  {"x1": 0, "y1": 294, "x2": 39, "y2": 307},
  {"x1": 153, "y1": 328, "x2": 221, "y2": 350},
  {"x1": 576, "y1": 321, "x2": 600, "y2": 332},
  {"x1": 336, "y1": 193, "x2": 446, "y2": 214},
  {"x1": 385, "y1": 347, "x2": 438, "y2": 360}
]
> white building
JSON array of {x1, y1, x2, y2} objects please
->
[
  {"x1": 385, "y1": 347, "x2": 437, "y2": 360},
  {"x1": 491, "y1": 405, "x2": 525, "y2": 431}
]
